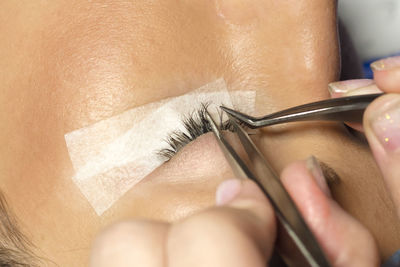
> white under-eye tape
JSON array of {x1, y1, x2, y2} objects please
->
[{"x1": 65, "y1": 79, "x2": 256, "y2": 215}]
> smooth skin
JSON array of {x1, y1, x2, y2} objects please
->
[{"x1": 0, "y1": 0, "x2": 399, "y2": 266}]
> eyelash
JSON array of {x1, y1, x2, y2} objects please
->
[{"x1": 157, "y1": 104, "x2": 234, "y2": 161}]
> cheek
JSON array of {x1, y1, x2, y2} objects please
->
[{"x1": 101, "y1": 164, "x2": 228, "y2": 223}]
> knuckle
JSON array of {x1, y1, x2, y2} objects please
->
[
  {"x1": 170, "y1": 208, "x2": 239, "y2": 241},
  {"x1": 169, "y1": 207, "x2": 271, "y2": 247},
  {"x1": 96, "y1": 220, "x2": 138, "y2": 243}
]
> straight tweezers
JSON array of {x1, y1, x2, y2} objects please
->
[{"x1": 205, "y1": 110, "x2": 331, "y2": 267}]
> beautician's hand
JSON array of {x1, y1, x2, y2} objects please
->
[
  {"x1": 329, "y1": 56, "x2": 400, "y2": 216},
  {"x1": 89, "y1": 158, "x2": 378, "y2": 266}
]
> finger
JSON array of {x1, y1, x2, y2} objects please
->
[
  {"x1": 328, "y1": 79, "x2": 382, "y2": 132},
  {"x1": 363, "y1": 93, "x2": 400, "y2": 216},
  {"x1": 371, "y1": 56, "x2": 400, "y2": 93},
  {"x1": 167, "y1": 179, "x2": 276, "y2": 267},
  {"x1": 280, "y1": 157, "x2": 379, "y2": 267},
  {"x1": 328, "y1": 79, "x2": 381, "y2": 98},
  {"x1": 90, "y1": 220, "x2": 168, "y2": 267}
]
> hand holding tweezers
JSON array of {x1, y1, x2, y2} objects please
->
[
  {"x1": 220, "y1": 93, "x2": 383, "y2": 128},
  {"x1": 205, "y1": 111, "x2": 331, "y2": 267},
  {"x1": 205, "y1": 93, "x2": 382, "y2": 266}
]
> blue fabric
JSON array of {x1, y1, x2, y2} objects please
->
[
  {"x1": 382, "y1": 250, "x2": 400, "y2": 267},
  {"x1": 363, "y1": 52, "x2": 400, "y2": 79}
]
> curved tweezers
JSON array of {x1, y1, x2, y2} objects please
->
[{"x1": 220, "y1": 93, "x2": 383, "y2": 129}]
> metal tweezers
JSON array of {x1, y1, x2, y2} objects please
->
[
  {"x1": 220, "y1": 93, "x2": 383, "y2": 128},
  {"x1": 205, "y1": 93, "x2": 383, "y2": 267}
]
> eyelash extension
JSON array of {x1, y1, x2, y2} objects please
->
[{"x1": 157, "y1": 104, "x2": 234, "y2": 161}]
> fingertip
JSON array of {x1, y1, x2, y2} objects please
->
[
  {"x1": 230, "y1": 179, "x2": 276, "y2": 224},
  {"x1": 216, "y1": 179, "x2": 270, "y2": 207},
  {"x1": 237, "y1": 179, "x2": 270, "y2": 203},
  {"x1": 174, "y1": 179, "x2": 276, "y2": 266},
  {"x1": 280, "y1": 160, "x2": 332, "y2": 224},
  {"x1": 371, "y1": 56, "x2": 400, "y2": 92},
  {"x1": 216, "y1": 179, "x2": 242, "y2": 206},
  {"x1": 344, "y1": 83, "x2": 382, "y2": 96},
  {"x1": 363, "y1": 93, "x2": 400, "y2": 214},
  {"x1": 363, "y1": 93, "x2": 400, "y2": 156},
  {"x1": 215, "y1": 178, "x2": 275, "y2": 228},
  {"x1": 328, "y1": 79, "x2": 375, "y2": 98},
  {"x1": 280, "y1": 159, "x2": 379, "y2": 266},
  {"x1": 373, "y1": 68, "x2": 400, "y2": 93},
  {"x1": 90, "y1": 220, "x2": 167, "y2": 267}
]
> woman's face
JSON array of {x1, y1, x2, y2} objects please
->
[{"x1": 1, "y1": 0, "x2": 399, "y2": 266}]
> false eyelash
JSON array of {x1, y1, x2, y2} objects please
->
[{"x1": 157, "y1": 103, "x2": 234, "y2": 161}]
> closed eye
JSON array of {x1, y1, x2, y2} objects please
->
[{"x1": 157, "y1": 103, "x2": 234, "y2": 161}]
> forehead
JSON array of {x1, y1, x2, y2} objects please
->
[{"x1": 1, "y1": 1, "x2": 228, "y2": 133}]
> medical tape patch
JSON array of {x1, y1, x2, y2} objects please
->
[{"x1": 64, "y1": 79, "x2": 256, "y2": 215}]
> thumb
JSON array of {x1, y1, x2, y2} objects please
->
[
  {"x1": 364, "y1": 93, "x2": 400, "y2": 216},
  {"x1": 166, "y1": 179, "x2": 277, "y2": 267}
]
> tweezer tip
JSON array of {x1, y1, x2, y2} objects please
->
[
  {"x1": 219, "y1": 105, "x2": 232, "y2": 113},
  {"x1": 204, "y1": 109, "x2": 222, "y2": 139},
  {"x1": 219, "y1": 106, "x2": 237, "y2": 118},
  {"x1": 219, "y1": 106, "x2": 254, "y2": 127}
]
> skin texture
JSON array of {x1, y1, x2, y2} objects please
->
[{"x1": 0, "y1": 0, "x2": 399, "y2": 265}]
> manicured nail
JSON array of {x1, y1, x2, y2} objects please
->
[
  {"x1": 370, "y1": 96, "x2": 400, "y2": 153},
  {"x1": 344, "y1": 84, "x2": 382, "y2": 97},
  {"x1": 306, "y1": 156, "x2": 331, "y2": 197},
  {"x1": 371, "y1": 56, "x2": 400, "y2": 71},
  {"x1": 216, "y1": 179, "x2": 242, "y2": 205},
  {"x1": 328, "y1": 79, "x2": 374, "y2": 97}
]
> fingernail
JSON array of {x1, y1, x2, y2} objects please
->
[
  {"x1": 328, "y1": 79, "x2": 374, "y2": 97},
  {"x1": 216, "y1": 179, "x2": 242, "y2": 206},
  {"x1": 370, "y1": 96, "x2": 400, "y2": 153},
  {"x1": 343, "y1": 84, "x2": 382, "y2": 97},
  {"x1": 306, "y1": 156, "x2": 331, "y2": 197},
  {"x1": 371, "y1": 56, "x2": 400, "y2": 71}
]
